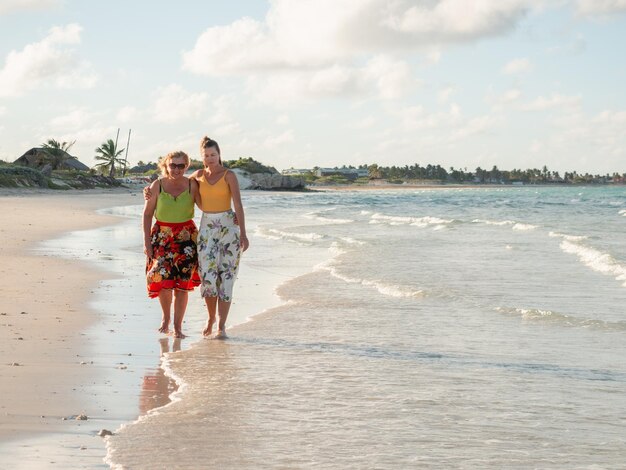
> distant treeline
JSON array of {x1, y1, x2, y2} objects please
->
[{"x1": 328, "y1": 164, "x2": 625, "y2": 184}]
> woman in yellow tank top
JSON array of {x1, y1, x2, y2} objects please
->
[
  {"x1": 190, "y1": 136, "x2": 249, "y2": 339},
  {"x1": 143, "y1": 151, "x2": 202, "y2": 338}
]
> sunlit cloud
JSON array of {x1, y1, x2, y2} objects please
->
[
  {"x1": 0, "y1": 24, "x2": 97, "y2": 98},
  {"x1": 575, "y1": 0, "x2": 626, "y2": 16},
  {"x1": 152, "y1": 84, "x2": 208, "y2": 123},
  {"x1": 502, "y1": 58, "x2": 532, "y2": 75},
  {"x1": 521, "y1": 93, "x2": 581, "y2": 111},
  {"x1": 0, "y1": 0, "x2": 61, "y2": 15}
]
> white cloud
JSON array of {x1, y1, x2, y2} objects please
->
[
  {"x1": 183, "y1": 0, "x2": 540, "y2": 77},
  {"x1": 264, "y1": 129, "x2": 295, "y2": 147},
  {"x1": 0, "y1": 0, "x2": 60, "y2": 15},
  {"x1": 363, "y1": 55, "x2": 416, "y2": 100},
  {"x1": 276, "y1": 114, "x2": 290, "y2": 125},
  {"x1": 576, "y1": 0, "x2": 626, "y2": 16},
  {"x1": 521, "y1": 93, "x2": 581, "y2": 111},
  {"x1": 438, "y1": 86, "x2": 455, "y2": 103},
  {"x1": 117, "y1": 106, "x2": 140, "y2": 123},
  {"x1": 0, "y1": 24, "x2": 96, "y2": 98},
  {"x1": 502, "y1": 58, "x2": 532, "y2": 75},
  {"x1": 489, "y1": 88, "x2": 522, "y2": 110},
  {"x1": 49, "y1": 107, "x2": 96, "y2": 128},
  {"x1": 351, "y1": 116, "x2": 377, "y2": 129},
  {"x1": 399, "y1": 103, "x2": 462, "y2": 130},
  {"x1": 152, "y1": 84, "x2": 208, "y2": 123}
]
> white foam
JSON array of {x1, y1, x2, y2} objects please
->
[
  {"x1": 303, "y1": 210, "x2": 354, "y2": 224},
  {"x1": 495, "y1": 306, "x2": 626, "y2": 330},
  {"x1": 548, "y1": 231, "x2": 588, "y2": 242},
  {"x1": 255, "y1": 227, "x2": 324, "y2": 243},
  {"x1": 371, "y1": 213, "x2": 453, "y2": 227},
  {"x1": 339, "y1": 237, "x2": 366, "y2": 246},
  {"x1": 512, "y1": 223, "x2": 538, "y2": 231},
  {"x1": 318, "y1": 263, "x2": 423, "y2": 299},
  {"x1": 619, "y1": 209, "x2": 626, "y2": 217},
  {"x1": 472, "y1": 219, "x2": 515, "y2": 226},
  {"x1": 560, "y1": 240, "x2": 626, "y2": 287}
]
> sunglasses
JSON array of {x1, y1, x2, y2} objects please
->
[{"x1": 168, "y1": 163, "x2": 186, "y2": 170}]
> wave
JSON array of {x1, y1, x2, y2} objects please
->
[
  {"x1": 303, "y1": 209, "x2": 354, "y2": 225},
  {"x1": 548, "y1": 231, "x2": 589, "y2": 242},
  {"x1": 255, "y1": 227, "x2": 325, "y2": 243},
  {"x1": 316, "y1": 262, "x2": 424, "y2": 299},
  {"x1": 370, "y1": 213, "x2": 454, "y2": 227},
  {"x1": 472, "y1": 219, "x2": 515, "y2": 226},
  {"x1": 339, "y1": 237, "x2": 366, "y2": 246},
  {"x1": 495, "y1": 306, "x2": 626, "y2": 331},
  {"x1": 619, "y1": 209, "x2": 626, "y2": 217},
  {"x1": 559, "y1": 240, "x2": 626, "y2": 287},
  {"x1": 512, "y1": 223, "x2": 538, "y2": 231},
  {"x1": 473, "y1": 219, "x2": 537, "y2": 231}
]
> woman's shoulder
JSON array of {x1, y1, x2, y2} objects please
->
[{"x1": 190, "y1": 169, "x2": 203, "y2": 180}]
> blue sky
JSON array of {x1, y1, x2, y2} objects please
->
[{"x1": 0, "y1": 0, "x2": 625, "y2": 174}]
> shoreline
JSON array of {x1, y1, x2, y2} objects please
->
[
  {"x1": 0, "y1": 188, "x2": 144, "y2": 467},
  {"x1": 0, "y1": 188, "x2": 300, "y2": 468}
]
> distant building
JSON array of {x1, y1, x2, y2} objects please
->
[
  {"x1": 281, "y1": 168, "x2": 311, "y2": 176},
  {"x1": 14, "y1": 148, "x2": 90, "y2": 171},
  {"x1": 315, "y1": 168, "x2": 368, "y2": 179}
]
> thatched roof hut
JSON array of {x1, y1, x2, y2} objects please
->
[{"x1": 14, "y1": 148, "x2": 90, "y2": 171}]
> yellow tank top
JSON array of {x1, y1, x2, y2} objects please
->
[{"x1": 198, "y1": 170, "x2": 232, "y2": 212}]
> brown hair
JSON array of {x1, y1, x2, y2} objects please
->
[
  {"x1": 157, "y1": 150, "x2": 190, "y2": 177},
  {"x1": 200, "y1": 136, "x2": 221, "y2": 164}
]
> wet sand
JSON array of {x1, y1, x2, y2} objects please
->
[
  {"x1": 0, "y1": 187, "x2": 287, "y2": 468},
  {"x1": 0, "y1": 188, "x2": 141, "y2": 466}
]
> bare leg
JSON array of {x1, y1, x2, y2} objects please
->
[
  {"x1": 215, "y1": 299, "x2": 232, "y2": 338},
  {"x1": 157, "y1": 289, "x2": 173, "y2": 334},
  {"x1": 202, "y1": 296, "x2": 217, "y2": 336},
  {"x1": 173, "y1": 290, "x2": 189, "y2": 338}
]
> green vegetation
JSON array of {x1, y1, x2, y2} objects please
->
[
  {"x1": 40, "y1": 139, "x2": 77, "y2": 169},
  {"x1": 0, "y1": 164, "x2": 121, "y2": 189},
  {"x1": 94, "y1": 139, "x2": 125, "y2": 177},
  {"x1": 224, "y1": 157, "x2": 278, "y2": 174}
]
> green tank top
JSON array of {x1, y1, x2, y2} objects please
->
[{"x1": 155, "y1": 179, "x2": 195, "y2": 223}]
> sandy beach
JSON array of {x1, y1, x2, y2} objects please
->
[
  {"x1": 0, "y1": 187, "x2": 288, "y2": 468},
  {"x1": 0, "y1": 188, "x2": 143, "y2": 466}
]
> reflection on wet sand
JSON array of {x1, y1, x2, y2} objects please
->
[{"x1": 139, "y1": 338, "x2": 180, "y2": 415}]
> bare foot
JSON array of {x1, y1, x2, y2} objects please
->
[
  {"x1": 202, "y1": 319, "x2": 215, "y2": 337},
  {"x1": 158, "y1": 321, "x2": 170, "y2": 334},
  {"x1": 173, "y1": 329, "x2": 187, "y2": 339},
  {"x1": 214, "y1": 329, "x2": 227, "y2": 340}
]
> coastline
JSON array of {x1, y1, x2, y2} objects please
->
[
  {"x1": 0, "y1": 188, "x2": 299, "y2": 468},
  {"x1": 0, "y1": 188, "x2": 143, "y2": 467}
]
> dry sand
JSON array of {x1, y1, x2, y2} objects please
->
[{"x1": 0, "y1": 188, "x2": 140, "y2": 440}]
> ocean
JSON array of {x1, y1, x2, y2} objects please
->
[{"x1": 104, "y1": 186, "x2": 626, "y2": 469}]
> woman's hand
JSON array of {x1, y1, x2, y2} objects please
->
[
  {"x1": 240, "y1": 235, "x2": 249, "y2": 252},
  {"x1": 144, "y1": 243, "x2": 153, "y2": 259},
  {"x1": 143, "y1": 185, "x2": 152, "y2": 201}
]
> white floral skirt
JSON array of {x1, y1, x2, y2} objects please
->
[{"x1": 197, "y1": 210, "x2": 241, "y2": 302}]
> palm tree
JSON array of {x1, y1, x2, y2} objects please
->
[
  {"x1": 94, "y1": 139, "x2": 125, "y2": 177},
  {"x1": 40, "y1": 139, "x2": 76, "y2": 169}
]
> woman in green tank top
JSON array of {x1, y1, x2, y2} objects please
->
[{"x1": 143, "y1": 151, "x2": 202, "y2": 338}]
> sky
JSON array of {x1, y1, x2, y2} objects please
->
[{"x1": 0, "y1": 0, "x2": 625, "y2": 174}]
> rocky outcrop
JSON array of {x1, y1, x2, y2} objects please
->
[{"x1": 232, "y1": 169, "x2": 305, "y2": 190}]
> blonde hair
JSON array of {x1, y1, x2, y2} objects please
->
[{"x1": 157, "y1": 150, "x2": 190, "y2": 177}]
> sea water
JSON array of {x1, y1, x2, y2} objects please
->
[{"x1": 106, "y1": 186, "x2": 626, "y2": 469}]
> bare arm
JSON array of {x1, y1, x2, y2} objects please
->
[
  {"x1": 189, "y1": 170, "x2": 202, "y2": 208},
  {"x1": 226, "y1": 171, "x2": 249, "y2": 252},
  {"x1": 142, "y1": 180, "x2": 160, "y2": 258}
]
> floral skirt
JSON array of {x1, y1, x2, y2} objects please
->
[
  {"x1": 146, "y1": 220, "x2": 201, "y2": 298},
  {"x1": 197, "y1": 210, "x2": 241, "y2": 302}
]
